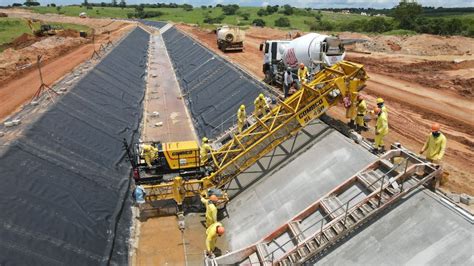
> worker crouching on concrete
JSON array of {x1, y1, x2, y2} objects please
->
[
  {"x1": 254, "y1": 94, "x2": 270, "y2": 117},
  {"x1": 237, "y1": 104, "x2": 247, "y2": 133},
  {"x1": 201, "y1": 194, "x2": 218, "y2": 228},
  {"x1": 420, "y1": 123, "x2": 447, "y2": 164},
  {"x1": 355, "y1": 94, "x2": 368, "y2": 132},
  {"x1": 297, "y1": 63, "x2": 309, "y2": 84},
  {"x1": 372, "y1": 107, "x2": 389, "y2": 154},
  {"x1": 141, "y1": 144, "x2": 158, "y2": 169},
  {"x1": 200, "y1": 137, "x2": 212, "y2": 163},
  {"x1": 206, "y1": 222, "x2": 225, "y2": 257}
]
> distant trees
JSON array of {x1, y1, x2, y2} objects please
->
[
  {"x1": 203, "y1": 15, "x2": 225, "y2": 24},
  {"x1": 392, "y1": 0, "x2": 423, "y2": 30},
  {"x1": 127, "y1": 4, "x2": 164, "y2": 19},
  {"x1": 240, "y1": 12, "x2": 250, "y2": 20},
  {"x1": 23, "y1": 1, "x2": 40, "y2": 6},
  {"x1": 182, "y1": 4, "x2": 193, "y2": 11},
  {"x1": 119, "y1": 0, "x2": 126, "y2": 9},
  {"x1": 275, "y1": 17, "x2": 290, "y2": 27},
  {"x1": 12, "y1": 3, "x2": 23, "y2": 7},
  {"x1": 252, "y1": 19, "x2": 265, "y2": 27},
  {"x1": 257, "y1": 9, "x2": 268, "y2": 17},
  {"x1": 222, "y1": 4, "x2": 239, "y2": 15},
  {"x1": 266, "y1": 5, "x2": 279, "y2": 14},
  {"x1": 282, "y1": 5, "x2": 294, "y2": 16},
  {"x1": 111, "y1": 0, "x2": 117, "y2": 7}
]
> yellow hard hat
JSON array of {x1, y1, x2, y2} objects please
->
[
  {"x1": 240, "y1": 104, "x2": 245, "y2": 110},
  {"x1": 259, "y1": 93, "x2": 264, "y2": 99},
  {"x1": 202, "y1": 137, "x2": 208, "y2": 143},
  {"x1": 376, "y1": 98, "x2": 384, "y2": 104}
]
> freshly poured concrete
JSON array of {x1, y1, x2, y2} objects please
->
[
  {"x1": 223, "y1": 124, "x2": 377, "y2": 251},
  {"x1": 313, "y1": 190, "x2": 473, "y2": 265}
]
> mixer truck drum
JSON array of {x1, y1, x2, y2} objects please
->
[{"x1": 225, "y1": 33, "x2": 234, "y2": 42}]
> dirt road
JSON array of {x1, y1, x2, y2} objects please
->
[
  {"x1": 176, "y1": 24, "x2": 474, "y2": 195},
  {"x1": 0, "y1": 9, "x2": 134, "y2": 122}
]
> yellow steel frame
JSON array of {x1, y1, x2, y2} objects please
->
[{"x1": 143, "y1": 61, "x2": 368, "y2": 205}]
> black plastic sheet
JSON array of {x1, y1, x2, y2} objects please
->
[
  {"x1": 162, "y1": 27, "x2": 268, "y2": 139},
  {"x1": 0, "y1": 28, "x2": 149, "y2": 265}
]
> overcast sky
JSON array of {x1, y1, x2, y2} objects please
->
[{"x1": 1, "y1": 0, "x2": 473, "y2": 8}]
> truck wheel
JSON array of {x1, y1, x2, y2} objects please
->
[{"x1": 264, "y1": 70, "x2": 273, "y2": 85}]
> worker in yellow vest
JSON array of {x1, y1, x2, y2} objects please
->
[
  {"x1": 254, "y1": 94, "x2": 269, "y2": 117},
  {"x1": 200, "y1": 137, "x2": 212, "y2": 163},
  {"x1": 141, "y1": 144, "x2": 158, "y2": 169},
  {"x1": 297, "y1": 63, "x2": 309, "y2": 84},
  {"x1": 201, "y1": 194, "x2": 218, "y2": 228},
  {"x1": 206, "y1": 222, "x2": 225, "y2": 257},
  {"x1": 373, "y1": 107, "x2": 389, "y2": 153},
  {"x1": 237, "y1": 104, "x2": 246, "y2": 133},
  {"x1": 346, "y1": 92, "x2": 358, "y2": 129},
  {"x1": 420, "y1": 123, "x2": 447, "y2": 163},
  {"x1": 355, "y1": 95, "x2": 368, "y2": 132}
]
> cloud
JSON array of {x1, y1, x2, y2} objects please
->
[{"x1": 261, "y1": 1, "x2": 269, "y2": 7}]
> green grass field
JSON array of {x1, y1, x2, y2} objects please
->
[
  {"x1": 0, "y1": 17, "x2": 90, "y2": 51},
  {"x1": 25, "y1": 6, "x2": 474, "y2": 37},
  {"x1": 29, "y1": 6, "x2": 369, "y2": 31},
  {"x1": 0, "y1": 18, "x2": 31, "y2": 46}
]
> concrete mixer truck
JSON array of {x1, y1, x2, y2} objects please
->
[
  {"x1": 217, "y1": 25, "x2": 245, "y2": 52},
  {"x1": 259, "y1": 33, "x2": 346, "y2": 86}
]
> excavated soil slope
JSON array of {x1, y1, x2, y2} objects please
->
[{"x1": 0, "y1": 9, "x2": 133, "y2": 122}]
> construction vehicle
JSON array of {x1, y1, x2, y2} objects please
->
[
  {"x1": 123, "y1": 140, "x2": 210, "y2": 184},
  {"x1": 259, "y1": 33, "x2": 346, "y2": 86},
  {"x1": 26, "y1": 19, "x2": 63, "y2": 37},
  {"x1": 138, "y1": 61, "x2": 368, "y2": 209},
  {"x1": 216, "y1": 25, "x2": 245, "y2": 52}
]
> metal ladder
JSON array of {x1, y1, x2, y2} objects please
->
[{"x1": 212, "y1": 147, "x2": 441, "y2": 265}]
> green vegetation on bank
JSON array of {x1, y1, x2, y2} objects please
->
[
  {"x1": 0, "y1": 18, "x2": 31, "y2": 46},
  {"x1": 0, "y1": 17, "x2": 90, "y2": 50},
  {"x1": 19, "y1": 2, "x2": 474, "y2": 37}
]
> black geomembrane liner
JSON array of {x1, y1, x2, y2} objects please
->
[
  {"x1": 0, "y1": 28, "x2": 149, "y2": 265},
  {"x1": 162, "y1": 27, "x2": 268, "y2": 139}
]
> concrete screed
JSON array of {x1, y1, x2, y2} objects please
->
[
  {"x1": 223, "y1": 124, "x2": 377, "y2": 251},
  {"x1": 312, "y1": 190, "x2": 473, "y2": 265}
]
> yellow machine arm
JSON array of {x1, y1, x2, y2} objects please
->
[{"x1": 143, "y1": 61, "x2": 368, "y2": 205}]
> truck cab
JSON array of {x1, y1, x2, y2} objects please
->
[
  {"x1": 260, "y1": 34, "x2": 346, "y2": 87},
  {"x1": 260, "y1": 40, "x2": 291, "y2": 85}
]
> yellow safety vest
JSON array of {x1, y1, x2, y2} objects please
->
[
  {"x1": 297, "y1": 66, "x2": 308, "y2": 81},
  {"x1": 422, "y1": 133, "x2": 447, "y2": 161},
  {"x1": 375, "y1": 112, "x2": 389, "y2": 135}
]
